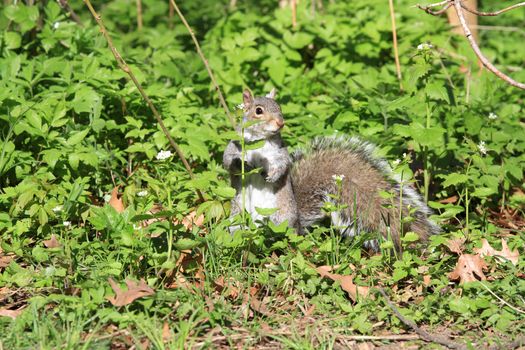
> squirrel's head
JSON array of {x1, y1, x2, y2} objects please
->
[{"x1": 241, "y1": 88, "x2": 284, "y2": 142}]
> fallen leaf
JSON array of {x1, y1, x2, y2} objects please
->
[
  {"x1": 106, "y1": 278, "x2": 155, "y2": 306},
  {"x1": 445, "y1": 237, "x2": 466, "y2": 255},
  {"x1": 316, "y1": 266, "x2": 371, "y2": 301},
  {"x1": 214, "y1": 276, "x2": 240, "y2": 299},
  {"x1": 109, "y1": 186, "x2": 125, "y2": 213},
  {"x1": 439, "y1": 195, "x2": 458, "y2": 204},
  {"x1": 474, "y1": 238, "x2": 519, "y2": 265},
  {"x1": 0, "y1": 248, "x2": 15, "y2": 268},
  {"x1": 180, "y1": 211, "x2": 205, "y2": 230},
  {"x1": 0, "y1": 307, "x2": 25, "y2": 319},
  {"x1": 162, "y1": 322, "x2": 171, "y2": 343},
  {"x1": 423, "y1": 275, "x2": 431, "y2": 286},
  {"x1": 448, "y1": 254, "x2": 488, "y2": 283},
  {"x1": 43, "y1": 234, "x2": 61, "y2": 248}
]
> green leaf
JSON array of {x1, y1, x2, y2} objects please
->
[
  {"x1": 66, "y1": 129, "x2": 89, "y2": 146},
  {"x1": 449, "y1": 298, "x2": 470, "y2": 314},
  {"x1": 213, "y1": 186, "x2": 236, "y2": 199},
  {"x1": 441, "y1": 173, "x2": 470, "y2": 188},
  {"x1": 4, "y1": 32, "x2": 21, "y2": 49},
  {"x1": 254, "y1": 207, "x2": 278, "y2": 216},
  {"x1": 174, "y1": 238, "x2": 201, "y2": 250},
  {"x1": 392, "y1": 268, "x2": 408, "y2": 282},
  {"x1": 283, "y1": 31, "x2": 314, "y2": 49},
  {"x1": 471, "y1": 187, "x2": 496, "y2": 198}
]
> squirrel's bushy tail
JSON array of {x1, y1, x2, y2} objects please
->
[{"x1": 291, "y1": 135, "x2": 440, "y2": 250}]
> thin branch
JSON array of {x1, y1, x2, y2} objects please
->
[
  {"x1": 57, "y1": 0, "x2": 83, "y2": 26},
  {"x1": 83, "y1": 0, "x2": 205, "y2": 202},
  {"x1": 168, "y1": 0, "x2": 174, "y2": 29},
  {"x1": 461, "y1": 1, "x2": 525, "y2": 16},
  {"x1": 388, "y1": 0, "x2": 403, "y2": 90},
  {"x1": 452, "y1": 0, "x2": 525, "y2": 90},
  {"x1": 377, "y1": 287, "x2": 467, "y2": 350},
  {"x1": 417, "y1": 2, "x2": 451, "y2": 16},
  {"x1": 291, "y1": 0, "x2": 297, "y2": 28},
  {"x1": 419, "y1": 0, "x2": 449, "y2": 8},
  {"x1": 169, "y1": 0, "x2": 236, "y2": 127},
  {"x1": 480, "y1": 282, "x2": 525, "y2": 315},
  {"x1": 136, "y1": 0, "x2": 143, "y2": 30}
]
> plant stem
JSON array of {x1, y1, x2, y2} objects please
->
[
  {"x1": 168, "y1": 0, "x2": 236, "y2": 127},
  {"x1": 83, "y1": 0, "x2": 204, "y2": 203},
  {"x1": 388, "y1": 0, "x2": 403, "y2": 90}
]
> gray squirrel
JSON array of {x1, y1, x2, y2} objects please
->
[{"x1": 223, "y1": 89, "x2": 440, "y2": 250}]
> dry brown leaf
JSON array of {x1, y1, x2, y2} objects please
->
[
  {"x1": 162, "y1": 322, "x2": 171, "y2": 343},
  {"x1": 474, "y1": 238, "x2": 519, "y2": 265},
  {"x1": 109, "y1": 186, "x2": 125, "y2": 213},
  {"x1": 0, "y1": 248, "x2": 15, "y2": 268},
  {"x1": 214, "y1": 276, "x2": 240, "y2": 299},
  {"x1": 439, "y1": 195, "x2": 458, "y2": 204},
  {"x1": 43, "y1": 234, "x2": 61, "y2": 248},
  {"x1": 448, "y1": 254, "x2": 488, "y2": 283},
  {"x1": 423, "y1": 275, "x2": 431, "y2": 287},
  {"x1": 106, "y1": 278, "x2": 155, "y2": 306},
  {"x1": 180, "y1": 211, "x2": 205, "y2": 230},
  {"x1": 445, "y1": 237, "x2": 466, "y2": 255},
  {"x1": 0, "y1": 307, "x2": 24, "y2": 319},
  {"x1": 316, "y1": 265, "x2": 371, "y2": 301}
]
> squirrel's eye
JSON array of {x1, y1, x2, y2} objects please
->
[{"x1": 255, "y1": 107, "x2": 264, "y2": 115}]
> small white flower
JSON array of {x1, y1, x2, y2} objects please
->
[
  {"x1": 63, "y1": 221, "x2": 71, "y2": 227},
  {"x1": 52, "y1": 205, "x2": 63, "y2": 213},
  {"x1": 332, "y1": 174, "x2": 345, "y2": 182},
  {"x1": 417, "y1": 43, "x2": 433, "y2": 51},
  {"x1": 392, "y1": 159, "x2": 401, "y2": 166},
  {"x1": 478, "y1": 141, "x2": 487, "y2": 155},
  {"x1": 53, "y1": 22, "x2": 60, "y2": 29},
  {"x1": 103, "y1": 194, "x2": 112, "y2": 203},
  {"x1": 137, "y1": 190, "x2": 148, "y2": 197},
  {"x1": 488, "y1": 112, "x2": 498, "y2": 120},
  {"x1": 156, "y1": 150, "x2": 172, "y2": 160},
  {"x1": 133, "y1": 224, "x2": 141, "y2": 230},
  {"x1": 235, "y1": 103, "x2": 245, "y2": 110},
  {"x1": 402, "y1": 153, "x2": 408, "y2": 159}
]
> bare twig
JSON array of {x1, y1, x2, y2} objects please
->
[
  {"x1": 136, "y1": 0, "x2": 143, "y2": 30},
  {"x1": 169, "y1": 0, "x2": 236, "y2": 127},
  {"x1": 377, "y1": 287, "x2": 467, "y2": 350},
  {"x1": 168, "y1": 0, "x2": 174, "y2": 29},
  {"x1": 83, "y1": 0, "x2": 205, "y2": 202},
  {"x1": 291, "y1": 0, "x2": 297, "y2": 28},
  {"x1": 418, "y1": 0, "x2": 525, "y2": 90},
  {"x1": 461, "y1": 1, "x2": 525, "y2": 16},
  {"x1": 388, "y1": 0, "x2": 403, "y2": 90},
  {"x1": 417, "y1": 2, "x2": 451, "y2": 16},
  {"x1": 452, "y1": 0, "x2": 525, "y2": 90},
  {"x1": 480, "y1": 282, "x2": 525, "y2": 315},
  {"x1": 57, "y1": 0, "x2": 83, "y2": 26}
]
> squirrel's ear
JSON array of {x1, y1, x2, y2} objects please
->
[
  {"x1": 243, "y1": 89, "x2": 253, "y2": 108},
  {"x1": 266, "y1": 88, "x2": 277, "y2": 99}
]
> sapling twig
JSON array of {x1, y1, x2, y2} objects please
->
[
  {"x1": 460, "y1": 2, "x2": 525, "y2": 16},
  {"x1": 83, "y1": 0, "x2": 205, "y2": 203},
  {"x1": 168, "y1": 0, "x2": 236, "y2": 127},
  {"x1": 418, "y1": 0, "x2": 525, "y2": 90},
  {"x1": 57, "y1": 0, "x2": 83, "y2": 26},
  {"x1": 388, "y1": 0, "x2": 403, "y2": 90},
  {"x1": 136, "y1": 0, "x2": 143, "y2": 30}
]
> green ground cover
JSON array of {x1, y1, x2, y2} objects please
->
[{"x1": 0, "y1": 0, "x2": 524, "y2": 348}]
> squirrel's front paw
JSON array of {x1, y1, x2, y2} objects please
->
[{"x1": 265, "y1": 169, "x2": 281, "y2": 183}]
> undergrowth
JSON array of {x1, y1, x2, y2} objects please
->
[{"x1": 0, "y1": 0, "x2": 524, "y2": 348}]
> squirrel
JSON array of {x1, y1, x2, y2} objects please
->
[{"x1": 223, "y1": 89, "x2": 440, "y2": 250}]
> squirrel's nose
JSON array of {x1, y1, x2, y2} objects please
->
[{"x1": 275, "y1": 119, "x2": 284, "y2": 128}]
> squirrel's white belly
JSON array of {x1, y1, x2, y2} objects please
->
[{"x1": 244, "y1": 174, "x2": 277, "y2": 222}]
